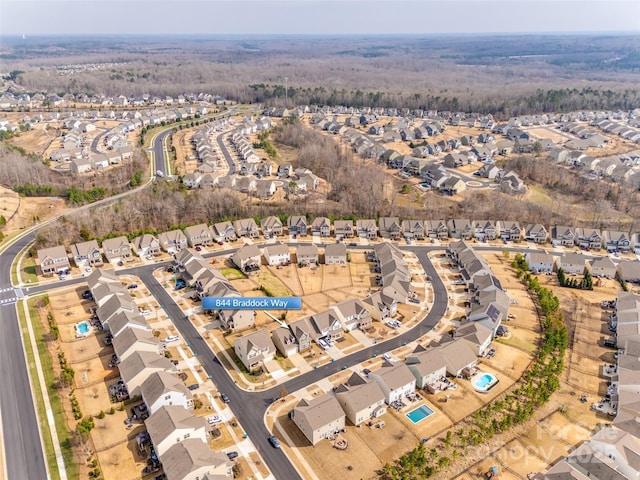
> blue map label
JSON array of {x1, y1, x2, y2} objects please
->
[{"x1": 202, "y1": 296, "x2": 302, "y2": 310}]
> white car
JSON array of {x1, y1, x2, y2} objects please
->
[
  {"x1": 317, "y1": 339, "x2": 328, "y2": 350},
  {"x1": 156, "y1": 170, "x2": 164, "y2": 177},
  {"x1": 383, "y1": 353, "x2": 394, "y2": 362},
  {"x1": 207, "y1": 415, "x2": 222, "y2": 424},
  {"x1": 139, "y1": 309, "x2": 151, "y2": 316}
]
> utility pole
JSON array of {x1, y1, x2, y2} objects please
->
[{"x1": 284, "y1": 77, "x2": 288, "y2": 108}]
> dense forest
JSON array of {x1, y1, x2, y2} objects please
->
[{"x1": 2, "y1": 34, "x2": 640, "y2": 116}]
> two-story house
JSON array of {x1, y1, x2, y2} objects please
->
[
  {"x1": 524, "y1": 224, "x2": 548, "y2": 244},
  {"x1": 210, "y1": 221, "x2": 237, "y2": 243},
  {"x1": 271, "y1": 326, "x2": 298, "y2": 358},
  {"x1": 447, "y1": 219, "x2": 473, "y2": 240},
  {"x1": 574, "y1": 227, "x2": 602, "y2": 250},
  {"x1": 184, "y1": 223, "x2": 212, "y2": 248},
  {"x1": 102, "y1": 236, "x2": 133, "y2": 264},
  {"x1": 231, "y1": 244, "x2": 261, "y2": 273},
  {"x1": 287, "y1": 215, "x2": 308, "y2": 236},
  {"x1": 334, "y1": 220, "x2": 355, "y2": 239},
  {"x1": 402, "y1": 220, "x2": 425, "y2": 241},
  {"x1": 551, "y1": 225, "x2": 576, "y2": 247},
  {"x1": 71, "y1": 240, "x2": 103, "y2": 268},
  {"x1": 603, "y1": 230, "x2": 631, "y2": 253},
  {"x1": 233, "y1": 218, "x2": 260, "y2": 239},
  {"x1": 288, "y1": 317, "x2": 314, "y2": 353},
  {"x1": 291, "y1": 394, "x2": 346, "y2": 445},
  {"x1": 324, "y1": 243, "x2": 347, "y2": 265},
  {"x1": 140, "y1": 370, "x2": 194, "y2": 414},
  {"x1": 37, "y1": 245, "x2": 70, "y2": 276},
  {"x1": 132, "y1": 234, "x2": 161, "y2": 257},
  {"x1": 145, "y1": 405, "x2": 207, "y2": 456},
  {"x1": 472, "y1": 220, "x2": 497, "y2": 241},
  {"x1": 424, "y1": 220, "x2": 449, "y2": 240},
  {"x1": 118, "y1": 351, "x2": 177, "y2": 397},
  {"x1": 297, "y1": 244, "x2": 319, "y2": 266},
  {"x1": 158, "y1": 229, "x2": 188, "y2": 253},
  {"x1": 369, "y1": 361, "x2": 416, "y2": 404},
  {"x1": 234, "y1": 329, "x2": 276, "y2": 372},
  {"x1": 405, "y1": 346, "x2": 448, "y2": 390},
  {"x1": 356, "y1": 219, "x2": 378, "y2": 239},
  {"x1": 378, "y1": 217, "x2": 402, "y2": 240},
  {"x1": 333, "y1": 298, "x2": 372, "y2": 332},
  {"x1": 335, "y1": 373, "x2": 387, "y2": 426},
  {"x1": 496, "y1": 221, "x2": 522, "y2": 242},
  {"x1": 310, "y1": 217, "x2": 332, "y2": 237},
  {"x1": 310, "y1": 310, "x2": 343, "y2": 340},
  {"x1": 263, "y1": 242, "x2": 291, "y2": 266},
  {"x1": 260, "y1": 215, "x2": 284, "y2": 238}
]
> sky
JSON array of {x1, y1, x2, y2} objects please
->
[{"x1": 1, "y1": 0, "x2": 639, "y2": 36}]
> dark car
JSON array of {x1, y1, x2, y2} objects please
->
[
  {"x1": 268, "y1": 435, "x2": 281, "y2": 449},
  {"x1": 226, "y1": 451, "x2": 239, "y2": 460},
  {"x1": 187, "y1": 384, "x2": 200, "y2": 391},
  {"x1": 82, "y1": 290, "x2": 93, "y2": 299},
  {"x1": 127, "y1": 283, "x2": 138, "y2": 289},
  {"x1": 220, "y1": 393, "x2": 230, "y2": 404}
]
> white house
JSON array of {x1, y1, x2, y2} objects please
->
[{"x1": 369, "y1": 361, "x2": 416, "y2": 404}]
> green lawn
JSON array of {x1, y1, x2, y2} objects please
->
[
  {"x1": 22, "y1": 297, "x2": 79, "y2": 480},
  {"x1": 220, "y1": 268, "x2": 246, "y2": 281}
]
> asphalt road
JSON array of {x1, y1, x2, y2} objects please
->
[
  {"x1": 215, "y1": 132, "x2": 237, "y2": 173},
  {"x1": 153, "y1": 129, "x2": 174, "y2": 176},
  {"x1": 0, "y1": 230, "x2": 47, "y2": 480},
  {"x1": 131, "y1": 246, "x2": 447, "y2": 479}
]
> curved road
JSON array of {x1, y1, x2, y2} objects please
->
[{"x1": 0, "y1": 116, "x2": 454, "y2": 480}]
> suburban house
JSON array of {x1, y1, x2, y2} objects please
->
[
  {"x1": 140, "y1": 370, "x2": 194, "y2": 414},
  {"x1": 574, "y1": 228, "x2": 602, "y2": 250},
  {"x1": 590, "y1": 256, "x2": 617, "y2": 278},
  {"x1": 112, "y1": 326, "x2": 161, "y2": 363},
  {"x1": 102, "y1": 236, "x2": 133, "y2": 264},
  {"x1": 310, "y1": 217, "x2": 332, "y2": 237},
  {"x1": 551, "y1": 225, "x2": 576, "y2": 247},
  {"x1": 288, "y1": 317, "x2": 314, "y2": 352},
  {"x1": 271, "y1": 326, "x2": 298, "y2": 358},
  {"x1": 287, "y1": 215, "x2": 308, "y2": 236},
  {"x1": 362, "y1": 291, "x2": 398, "y2": 321},
  {"x1": 118, "y1": 351, "x2": 177, "y2": 397},
  {"x1": 369, "y1": 361, "x2": 416, "y2": 404},
  {"x1": 231, "y1": 244, "x2": 261, "y2": 273},
  {"x1": 558, "y1": 252, "x2": 589, "y2": 276},
  {"x1": 525, "y1": 224, "x2": 548, "y2": 244},
  {"x1": 617, "y1": 261, "x2": 640, "y2": 284},
  {"x1": 455, "y1": 322, "x2": 493, "y2": 357},
  {"x1": 310, "y1": 310, "x2": 344, "y2": 340},
  {"x1": 405, "y1": 346, "x2": 448, "y2": 390},
  {"x1": 589, "y1": 425, "x2": 640, "y2": 480},
  {"x1": 437, "y1": 338, "x2": 478, "y2": 377},
  {"x1": 526, "y1": 251, "x2": 555, "y2": 273},
  {"x1": 183, "y1": 223, "x2": 212, "y2": 247},
  {"x1": 334, "y1": 220, "x2": 355, "y2": 239},
  {"x1": 497, "y1": 221, "x2": 522, "y2": 242},
  {"x1": 217, "y1": 307, "x2": 256, "y2": 332},
  {"x1": 603, "y1": 230, "x2": 631, "y2": 253},
  {"x1": 71, "y1": 240, "x2": 103, "y2": 268},
  {"x1": 210, "y1": 221, "x2": 237, "y2": 243},
  {"x1": 263, "y1": 242, "x2": 291, "y2": 266},
  {"x1": 158, "y1": 229, "x2": 188, "y2": 253},
  {"x1": 447, "y1": 219, "x2": 473, "y2": 240},
  {"x1": 356, "y1": 219, "x2": 378, "y2": 239},
  {"x1": 333, "y1": 298, "x2": 372, "y2": 331},
  {"x1": 472, "y1": 220, "x2": 497, "y2": 241},
  {"x1": 233, "y1": 218, "x2": 260, "y2": 239},
  {"x1": 132, "y1": 234, "x2": 161, "y2": 257},
  {"x1": 402, "y1": 220, "x2": 426, "y2": 241},
  {"x1": 324, "y1": 243, "x2": 347, "y2": 265},
  {"x1": 145, "y1": 405, "x2": 207, "y2": 456},
  {"x1": 106, "y1": 310, "x2": 151, "y2": 338},
  {"x1": 37, "y1": 245, "x2": 70, "y2": 275},
  {"x1": 378, "y1": 217, "x2": 402, "y2": 240},
  {"x1": 95, "y1": 287, "x2": 138, "y2": 327},
  {"x1": 160, "y1": 439, "x2": 233, "y2": 480},
  {"x1": 260, "y1": 216, "x2": 284, "y2": 238},
  {"x1": 234, "y1": 329, "x2": 276, "y2": 372},
  {"x1": 296, "y1": 244, "x2": 319, "y2": 266},
  {"x1": 424, "y1": 220, "x2": 449, "y2": 240},
  {"x1": 335, "y1": 373, "x2": 387, "y2": 426},
  {"x1": 291, "y1": 394, "x2": 346, "y2": 445}
]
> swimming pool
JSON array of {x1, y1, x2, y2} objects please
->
[
  {"x1": 75, "y1": 321, "x2": 90, "y2": 336},
  {"x1": 472, "y1": 373, "x2": 499, "y2": 393},
  {"x1": 406, "y1": 404, "x2": 434, "y2": 424}
]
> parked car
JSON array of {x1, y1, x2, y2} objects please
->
[
  {"x1": 207, "y1": 415, "x2": 221, "y2": 424},
  {"x1": 220, "y1": 393, "x2": 230, "y2": 403},
  {"x1": 226, "y1": 451, "x2": 239, "y2": 460},
  {"x1": 317, "y1": 338, "x2": 328, "y2": 350},
  {"x1": 268, "y1": 435, "x2": 281, "y2": 449},
  {"x1": 187, "y1": 384, "x2": 200, "y2": 391},
  {"x1": 409, "y1": 297, "x2": 420, "y2": 304},
  {"x1": 127, "y1": 283, "x2": 138, "y2": 289}
]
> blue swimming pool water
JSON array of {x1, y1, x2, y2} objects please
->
[
  {"x1": 76, "y1": 321, "x2": 90, "y2": 335},
  {"x1": 406, "y1": 404, "x2": 434, "y2": 424},
  {"x1": 472, "y1": 373, "x2": 498, "y2": 391}
]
